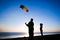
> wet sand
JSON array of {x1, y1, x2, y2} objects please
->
[{"x1": 0, "y1": 34, "x2": 60, "y2": 40}]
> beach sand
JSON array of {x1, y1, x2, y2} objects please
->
[{"x1": 0, "y1": 34, "x2": 60, "y2": 40}]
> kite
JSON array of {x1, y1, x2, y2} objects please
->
[{"x1": 20, "y1": 5, "x2": 29, "y2": 12}]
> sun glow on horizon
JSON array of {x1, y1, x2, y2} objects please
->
[{"x1": 0, "y1": 24, "x2": 60, "y2": 32}]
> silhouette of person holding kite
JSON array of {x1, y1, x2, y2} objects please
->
[
  {"x1": 40, "y1": 23, "x2": 43, "y2": 36},
  {"x1": 25, "y1": 18, "x2": 34, "y2": 40}
]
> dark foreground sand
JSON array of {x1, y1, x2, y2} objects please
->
[{"x1": 0, "y1": 34, "x2": 60, "y2": 40}]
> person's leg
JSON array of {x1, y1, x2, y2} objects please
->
[
  {"x1": 29, "y1": 30, "x2": 34, "y2": 40},
  {"x1": 41, "y1": 30, "x2": 43, "y2": 36}
]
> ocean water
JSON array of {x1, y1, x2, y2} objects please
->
[{"x1": 0, "y1": 32, "x2": 60, "y2": 39}]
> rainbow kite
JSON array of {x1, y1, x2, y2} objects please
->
[{"x1": 20, "y1": 5, "x2": 29, "y2": 12}]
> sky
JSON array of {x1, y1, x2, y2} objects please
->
[{"x1": 0, "y1": 0, "x2": 60, "y2": 33}]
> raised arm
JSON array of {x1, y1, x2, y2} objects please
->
[{"x1": 25, "y1": 23, "x2": 28, "y2": 26}]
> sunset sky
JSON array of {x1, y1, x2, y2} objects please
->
[{"x1": 0, "y1": 0, "x2": 60, "y2": 33}]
